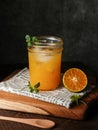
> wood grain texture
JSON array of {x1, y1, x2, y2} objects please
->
[{"x1": 0, "y1": 70, "x2": 98, "y2": 120}]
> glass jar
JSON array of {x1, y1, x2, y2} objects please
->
[{"x1": 28, "y1": 36, "x2": 63, "y2": 91}]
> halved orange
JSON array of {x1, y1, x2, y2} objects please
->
[{"x1": 63, "y1": 68, "x2": 88, "y2": 92}]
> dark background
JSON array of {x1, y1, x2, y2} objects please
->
[{"x1": 0, "y1": 0, "x2": 98, "y2": 74}]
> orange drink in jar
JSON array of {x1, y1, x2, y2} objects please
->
[{"x1": 28, "y1": 36, "x2": 63, "y2": 91}]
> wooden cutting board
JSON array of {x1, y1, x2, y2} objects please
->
[{"x1": 0, "y1": 70, "x2": 98, "y2": 120}]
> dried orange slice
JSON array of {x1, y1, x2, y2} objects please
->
[{"x1": 63, "y1": 68, "x2": 88, "y2": 92}]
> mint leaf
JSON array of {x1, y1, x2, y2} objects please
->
[
  {"x1": 33, "y1": 89, "x2": 39, "y2": 93},
  {"x1": 27, "y1": 42, "x2": 32, "y2": 47},
  {"x1": 25, "y1": 35, "x2": 30, "y2": 42},
  {"x1": 32, "y1": 36, "x2": 39, "y2": 42},
  {"x1": 34, "y1": 82, "x2": 40, "y2": 88},
  {"x1": 32, "y1": 36, "x2": 40, "y2": 45},
  {"x1": 29, "y1": 86, "x2": 34, "y2": 93}
]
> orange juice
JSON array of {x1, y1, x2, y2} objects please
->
[{"x1": 28, "y1": 36, "x2": 63, "y2": 90}]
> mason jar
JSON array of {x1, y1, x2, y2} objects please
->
[{"x1": 28, "y1": 36, "x2": 63, "y2": 91}]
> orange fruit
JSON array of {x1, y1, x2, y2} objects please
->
[{"x1": 62, "y1": 68, "x2": 88, "y2": 92}]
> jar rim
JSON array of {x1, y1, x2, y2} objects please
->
[{"x1": 31, "y1": 36, "x2": 63, "y2": 47}]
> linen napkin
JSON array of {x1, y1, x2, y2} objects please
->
[{"x1": 0, "y1": 68, "x2": 96, "y2": 108}]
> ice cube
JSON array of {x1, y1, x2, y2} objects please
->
[
  {"x1": 33, "y1": 47, "x2": 53, "y2": 62},
  {"x1": 37, "y1": 54, "x2": 52, "y2": 62}
]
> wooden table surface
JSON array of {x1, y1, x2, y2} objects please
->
[{"x1": 0, "y1": 63, "x2": 98, "y2": 130}]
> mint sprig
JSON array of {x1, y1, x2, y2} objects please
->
[
  {"x1": 27, "y1": 82, "x2": 40, "y2": 93},
  {"x1": 70, "y1": 94, "x2": 81, "y2": 105},
  {"x1": 20, "y1": 81, "x2": 40, "y2": 93},
  {"x1": 25, "y1": 34, "x2": 40, "y2": 47},
  {"x1": 25, "y1": 35, "x2": 32, "y2": 47}
]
